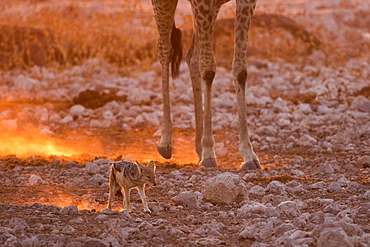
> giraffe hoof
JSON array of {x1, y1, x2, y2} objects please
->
[
  {"x1": 241, "y1": 159, "x2": 261, "y2": 170},
  {"x1": 156, "y1": 143, "x2": 172, "y2": 159},
  {"x1": 200, "y1": 158, "x2": 218, "y2": 168}
]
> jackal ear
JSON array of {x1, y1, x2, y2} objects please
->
[
  {"x1": 136, "y1": 161, "x2": 143, "y2": 167},
  {"x1": 148, "y1": 160, "x2": 156, "y2": 170}
]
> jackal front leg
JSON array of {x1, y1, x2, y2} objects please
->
[
  {"x1": 138, "y1": 184, "x2": 151, "y2": 213},
  {"x1": 123, "y1": 188, "x2": 131, "y2": 212},
  {"x1": 107, "y1": 180, "x2": 119, "y2": 210}
]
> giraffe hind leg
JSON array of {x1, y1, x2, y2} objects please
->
[{"x1": 186, "y1": 35, "x2": 203, "y2": 160}]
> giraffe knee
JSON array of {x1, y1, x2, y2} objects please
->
[
  {"x1": 203, "y1": 70, "x2": 215, "y2": 85},
  {"x1": 237, "y1": 70, "x2": 248, "y2": 84},
  {"x1": 236, "y1": 70, "x2": 248, "y2": 90}
]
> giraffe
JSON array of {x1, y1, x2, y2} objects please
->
[{"x1": 151, "y1": 0, "x2": 261, "y2": 170}]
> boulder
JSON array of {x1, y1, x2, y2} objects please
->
[{"x1": 201, "y1": 172, "x2": 247, "y2": 204}]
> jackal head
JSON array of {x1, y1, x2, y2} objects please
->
[{"x1": 137, "y1": 160, "x2": 157, "y2": 186}]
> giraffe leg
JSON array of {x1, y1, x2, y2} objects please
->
[
  {"x1": 190, "y1": 0, "x2": 224, "y2": 168},
  {"x1": 234, "y1": 0, "x2": 260, "y2": 170},
  {"x1": 151, "y1": 0, "x2": 178, "y2": 159},
  {"x1": 186, "y1": 35, "x2": 203, "y2": 160}
]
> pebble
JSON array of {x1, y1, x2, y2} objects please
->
[
  {"x1": 265, "y1": 181, "x2": 286, "y2": 195},
  {"x1": 319, "y1": 163, "x2": 334, "y2": 174},
  {"x1": 70, "y1": 104, "x2": 86, "y2": 117},
  {"x1": 249, "y1": 185, "x2": 265, "y2": 197},
  {"x1": 327, "y1": 182, "x2": 342, "y2": 192},
  {"x1": 358, "y1": 155, "x2": 370, "y2": 168},
  {"x1": 28, "y1": 174, "x2": 43, "y2": 185},
  {"x1": 317, "y1": 227, "x2": 353, "y2": 247}
]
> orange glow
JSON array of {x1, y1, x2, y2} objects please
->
[
  {"x1": 0, "y1": 124, "x2": 200, "y2": 164},
  {"x1": 32, "y1": 193, "x2": 106, "y2": 211},
  {"x1": 0, "y1": 126, "x2": 102, "y2": 157}
]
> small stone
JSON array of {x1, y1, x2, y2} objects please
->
[
  {"x1": 28, "y1": 174, "x2": 43, "y2": 185},
  {"x1": 299, "y1": 103, "x2": 312, "y2": 114},
  {"x1": 60, "y1": 205, "x2": 79, "y2": 215},
  {"x1": 317, "y1": 227, "x2": 353, "y2": 247},
  {"x1": 9, "y1": 218, "x2": 29, "y2": 231},
  {"x1": 95, "y1": 214, "x2": 108, "y2": 221},
  {"x1": 265, "y1": 181, "x2": 286, "y2": 195},
  {"x1": 172, "y1": 191, "x2": 203, "y2": 209},
  {"x1": 102, "y1": 110, "x2": 114, "y2": 120},
  {"x1": 70, "y1": 104, "x2": 85, "y2": 116},
  {"x1": 358, "y1": 155, "x2": 370, "y2": 168},
  {"x1": 298, "y1": 134, "x2": 317, "y2": 147},
  {"x1": 277, "y1": 201, "x2": 300, "y2": 218},
  {"x1": 85, "y1": 162, "x2": 99, "y2": 175},
  {"x1": 237, "y1": 201, "x2": 279, "y2": 218},
  {"x1": 309, "y1": 181, "x2": 326, "y2": 190},
  {"x1": 82, "y1": 239, "x2": 108, "y2": 247},
  {"x1": 319, "y1": 163, "x2": 334, "y2": 174},
  {"x1": 62, "y1": 225, "x2": 75, "y2": 234},
  {"x1": 239, "y1": 221, "x2": 274, "y2": 241},
  {"x1": 249, "y1": 185, "x2": 265, "y2": 197},
  {"x1": 262, "y1": 194, "x2": 290, "y2": 207},
  {"x1": 350, "y1": 96, "x2": 370, "y2": 112},
  {"x1": 201, "y1": 172, "x2": 247, "y2": 204},
  {"x1": 194, "y1": 236, "x2": 224, "y2": 246},
  {"x1": 60, "y1": 115, "x2": 73, "y2": 123},
  {"x1": 328, "y1": 182, "x2": 342, "y2": 192}
]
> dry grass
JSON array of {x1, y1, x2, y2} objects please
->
[
  {"x1": 0, "y1": 0, "x2": 368, "y2": 72},
  {"x1": 0, "y1": 1, "x2": 158, "y2": 73}
]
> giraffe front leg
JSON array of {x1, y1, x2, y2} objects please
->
[
  {"x1": 190, "y1": 1, "x2": 224, "y2": 168},
  {"x1": 199, "y1": 70, "x2": 217, "y2": 168},
  {"x1": 234, "y1": 0, "x2": 260, "y2": 170},
  {"x1": 234, "y1": 69, "x2": 261, "y2": 170},
  {"x1": 152, "y1": 0, "x2": 178, "y2": 160},
  {"x1": 156, "y1": 42, "x2": 173, "y2": 159}
]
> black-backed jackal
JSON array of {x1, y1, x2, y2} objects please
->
[{"x1": 107, "y1": 160, "x2": 156, "y2": 213}]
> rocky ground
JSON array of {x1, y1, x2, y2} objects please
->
[
  {"x1": 1, "y1": 0, "x2": 370, "y2": 246},
  {"x1": 0, "y1": 153, "x2": 370, "y2": 247}
]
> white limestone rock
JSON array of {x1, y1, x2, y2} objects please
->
[
  {"x1": 265, "y1": 181, "x2": 286, "y2": 195},
  {"x1": 277, "y1": 201, "x2": 301, "y2": 218},
  {"x1": 28, "y1": 174, "x2": 43, "y2": 185},
  {"x1": 85, "y1": 162, "x2": 99, "y2": 175},
  {"x1": 201, "y1": 172, "x2": 247, "y2": 204},
  {"x1": 172, "y1": 191, "x2": 203, "y2": 209},
  {"x1": 237, "y1": 201, "x2": 279, "y2": 218},
  {"x1": 69, "y1": 104, "x2": 85, "y2": 117},
  {"x1": 317, "y1": 227, "x2": 354, "y2": 247}
]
